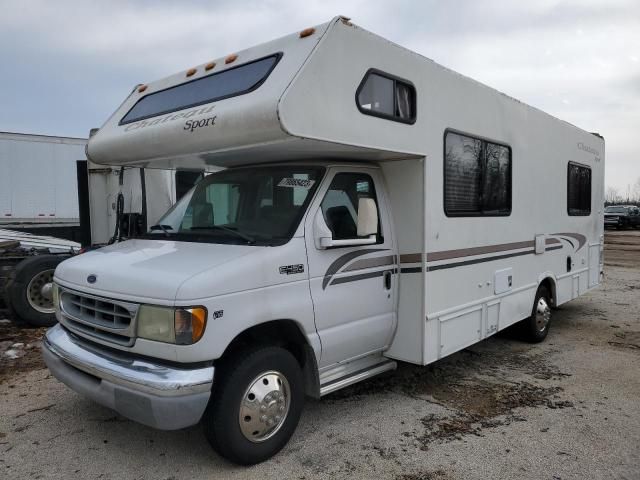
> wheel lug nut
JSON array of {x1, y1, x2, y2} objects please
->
[
  {"x1": 275, "y1": 415, "x2": 281, "y2": 422},
  {"x1": 260, "y1": 405, "x2": 267, "y2": 412},
  {"x1": 279, "y1": 405, "x2": 285, "y2": 412},
  {"x1": 260, "y1": 415, "x2": 267, "y2": 423}
]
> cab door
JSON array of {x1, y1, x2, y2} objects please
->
[{"x1": 305, "y1": 167, "x2": 398, "y2": 368}]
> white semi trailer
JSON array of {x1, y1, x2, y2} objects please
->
[
  {"x1": 42, "y1": 17, "x2": 604, "y2": 464},
  {"x1": 0, "y1": 131, "x2": 85, "y2": 233}
]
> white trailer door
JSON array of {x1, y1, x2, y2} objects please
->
[{"x1": 305, "y1": 168, "x2": 397, "y2": 368}]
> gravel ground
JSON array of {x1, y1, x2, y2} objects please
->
[{"x1": 1, "y1": 232, "x2": 639, "y2": 479}]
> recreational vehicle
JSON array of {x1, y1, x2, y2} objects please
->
[{"x1": 42, "y1": 17, "x2": 605, "y2": 464}]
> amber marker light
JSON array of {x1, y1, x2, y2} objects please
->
[
  {"x1": 225, "y1": 54, "x2": 238, "y2": 64},
  {"x1": 299, "y1": 27, "x2": 315, "y2": 38},
  {"x1": 186, "y1": 68, "x2": 197, "y2": 77},
  {"x1": 137, "y1": 84, "x2": 148, "y2": 93},
  {"x1": 175, "y1": 307, "x2": 207, "y2": 345},
  {"x1": 205, "y1": 62, "x2": 216, "y2": 71}
]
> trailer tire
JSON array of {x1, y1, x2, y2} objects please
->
[
  {"x1": 521, "y1": 285, "x2": 552, "y2": 343},
  {"x1": 7, "y1": 255, "x2": 66, "y2": 327},
  {"x1": 202, "y1": 346, "x2": 304, "y2": 465}
]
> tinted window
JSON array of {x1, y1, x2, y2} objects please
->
[
  {"x1": 321, "y1": 173, "x2": 380, "y2": 241},
  {"x1": 121, "y1": 54, "x2": 281, "y2": 125},
  {"x1": 444, "y1": 131, "x2": 511, "y2": 216},
  {"x1": 567, "y1": 163, "x2": 591, "y2": 216},
  {"x1": 357, "y1": 70, "x2": 416, "y2": 123}
]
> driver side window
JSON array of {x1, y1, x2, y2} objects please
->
[{"x1": 320, "y1": 173, "x2": 380, "y2": 241}]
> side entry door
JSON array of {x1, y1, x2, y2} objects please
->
[{"x1": 305, "y1": 168, "x2": 397, "y2": 368}]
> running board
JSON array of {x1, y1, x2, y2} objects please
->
[{"x1": 319, "y1": 357, "x2": 397, "y2": 397}]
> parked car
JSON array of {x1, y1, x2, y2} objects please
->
[{"x1": 604, "y1": 205, "x2": 640, "y2": 229}]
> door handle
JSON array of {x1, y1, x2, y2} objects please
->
[{"x1": 383, "y1": 270, "x2": 392, "y2": 290}]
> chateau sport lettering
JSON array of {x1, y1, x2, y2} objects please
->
[{"x1": 124, "y1": 105, "x2": 217, "y2": 132}]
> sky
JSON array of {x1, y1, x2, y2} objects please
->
[{"x1": 1, "y1": 0, "x2": 638, "y2": 193}]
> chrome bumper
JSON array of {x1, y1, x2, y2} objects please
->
[{"x1": 42, "y1": 324, "x2": 214, "y2": 430}]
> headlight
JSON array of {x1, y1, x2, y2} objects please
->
[{"x1": 137, "y1": 305, "x2": 207, "y2": 345}]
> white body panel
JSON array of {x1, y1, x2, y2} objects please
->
[{"x1": 0, "y1": 132, "x2": 85, "y2": 225}]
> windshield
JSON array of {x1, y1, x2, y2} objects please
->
[
  {"x1": 146, "y1": 165, "x2": 324, "y2": 246},
  {"x1": 605, "y1": 207, "x2": 628, "y2": 213}
]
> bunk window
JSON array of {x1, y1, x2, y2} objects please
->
[
  {"x1": 567, "y1": 162, "x2": 592, "y2": 216},
  {"x1": 356, "y1": 69, "x2": 416, "y2": 124},
  {"x1": 120, "y1": 54, "x2": 282, "y2": 125},
  {"x1": 444, "y1": 131, "x2": 512, "y2": 217}
]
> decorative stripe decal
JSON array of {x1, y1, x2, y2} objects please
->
[
  {"x1": 427, "y1": 244, "x2": 565, "y2": 272},
  {"x1": 399, "y1": 253, "x2": 423, "y2": 263},
  {"x1": 320, "y1": 235, "x2": 577, "y2": 282},
  {"x1": 330, "y1": 270, "x2": 385, "y2": 286},
  {"x1": 401, "y1": 267, "x2": 422, "y2": 273},
  {"x1": 426, "y1": 240, "x2": 533, "y2": 262},
  {"x1": 344, "y1": 255, "x2": 396, "y2": 272},
  {"x1": 553, "y1": 233, "x2": 586, "y2": 251},
  {"x1": 427, "y1": 249, "x2": 535, "y2": 272},
  {"x1": 322, "y1": 248, "x2": 388, "y2": 290}
]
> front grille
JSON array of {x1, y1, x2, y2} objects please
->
[{"x1": 59, "y1": 289, "x2": 139, "y2": 346}]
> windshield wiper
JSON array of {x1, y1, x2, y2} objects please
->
[
  {"x1": 190, "y1": 226, "x2": 256, "y2": 244},
  {"x1": 149, "y1": 224, "x2": 173, "y2": 237}
]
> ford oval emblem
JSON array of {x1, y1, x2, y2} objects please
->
[{"x1": 87, "y1": 274, "x2": 97, "y2": 284}]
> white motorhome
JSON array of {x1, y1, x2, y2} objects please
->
[{"x1": 42, "y1": 17, "x2": 605, "y2": 464}]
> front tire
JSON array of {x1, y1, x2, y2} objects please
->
[
  {"x1": 203, "y1": 346, "x2": 305, "y2": 465},
  {"x1": 520, "y1": 285, "x2": 552, "y2": 343}
]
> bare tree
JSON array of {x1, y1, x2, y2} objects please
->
[
  {"x1": 605, "y1": 186, "x2": 622, "y2": 205},
  {"x1": 633, "y1": 177, "x2": 640, "y2": 203}
]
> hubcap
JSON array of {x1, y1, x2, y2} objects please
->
[
  {"x1": 535, "y1": 297, "x2": 551, "y2": 333},
  {"x1": 239, "y1": 371, "x2": 290, "y2": 443},
  {"x1": 26, "y1": 269, "x2": 56, "y2": 314}
]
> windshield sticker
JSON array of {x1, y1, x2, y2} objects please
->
[{"x1": 278, "y1": 178, "x2": 315, "y2": 189}]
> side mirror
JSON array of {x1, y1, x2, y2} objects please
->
[
  {"x1": 314, "y1": 198, "x2": 379, "y2": 249},
  {"x1": 357, "y1": 198, "x2": 379, "y2": 237}
]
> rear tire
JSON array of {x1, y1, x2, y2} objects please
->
[
  {"x1": 520, "y1": 285, "x2": 552, "y2": 343},
  {"x1": 202, "y1": 346, "x2": 304, "y2": 465},
  {"x1": 6, "y1": 255, "x2": 66, "y2": 327}
]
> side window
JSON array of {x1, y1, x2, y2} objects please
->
[
  {"x1": 567, "y1": 162, "x2": 592, "y2": 216},
  {"x1": 444, "y1": 131, "x2": 512, "y2": 216},
  {"x1": 321, "y1": 173, "x2": 379, "y2": 241},
  {"x1": 356, "y1": 70, "x2": 416, "y2": 124}
]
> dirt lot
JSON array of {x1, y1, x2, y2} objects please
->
[{"x1": 1, "y1": 232, "x2": 639, "y2": 479}]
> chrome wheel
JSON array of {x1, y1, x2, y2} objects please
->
[
  {"x1": 535, "y1": 297, "x2": 551, "y2": 333},
  {"x1": 26, "y1": 269, "x2": 55, "y2": 314},
  {"x1": 239, "y1": 370, "x2": 290, "y2": 443}
]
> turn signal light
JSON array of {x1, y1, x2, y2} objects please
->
[{"x1": 175, "y1": 307, "x2": 207, "y2": 345}]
